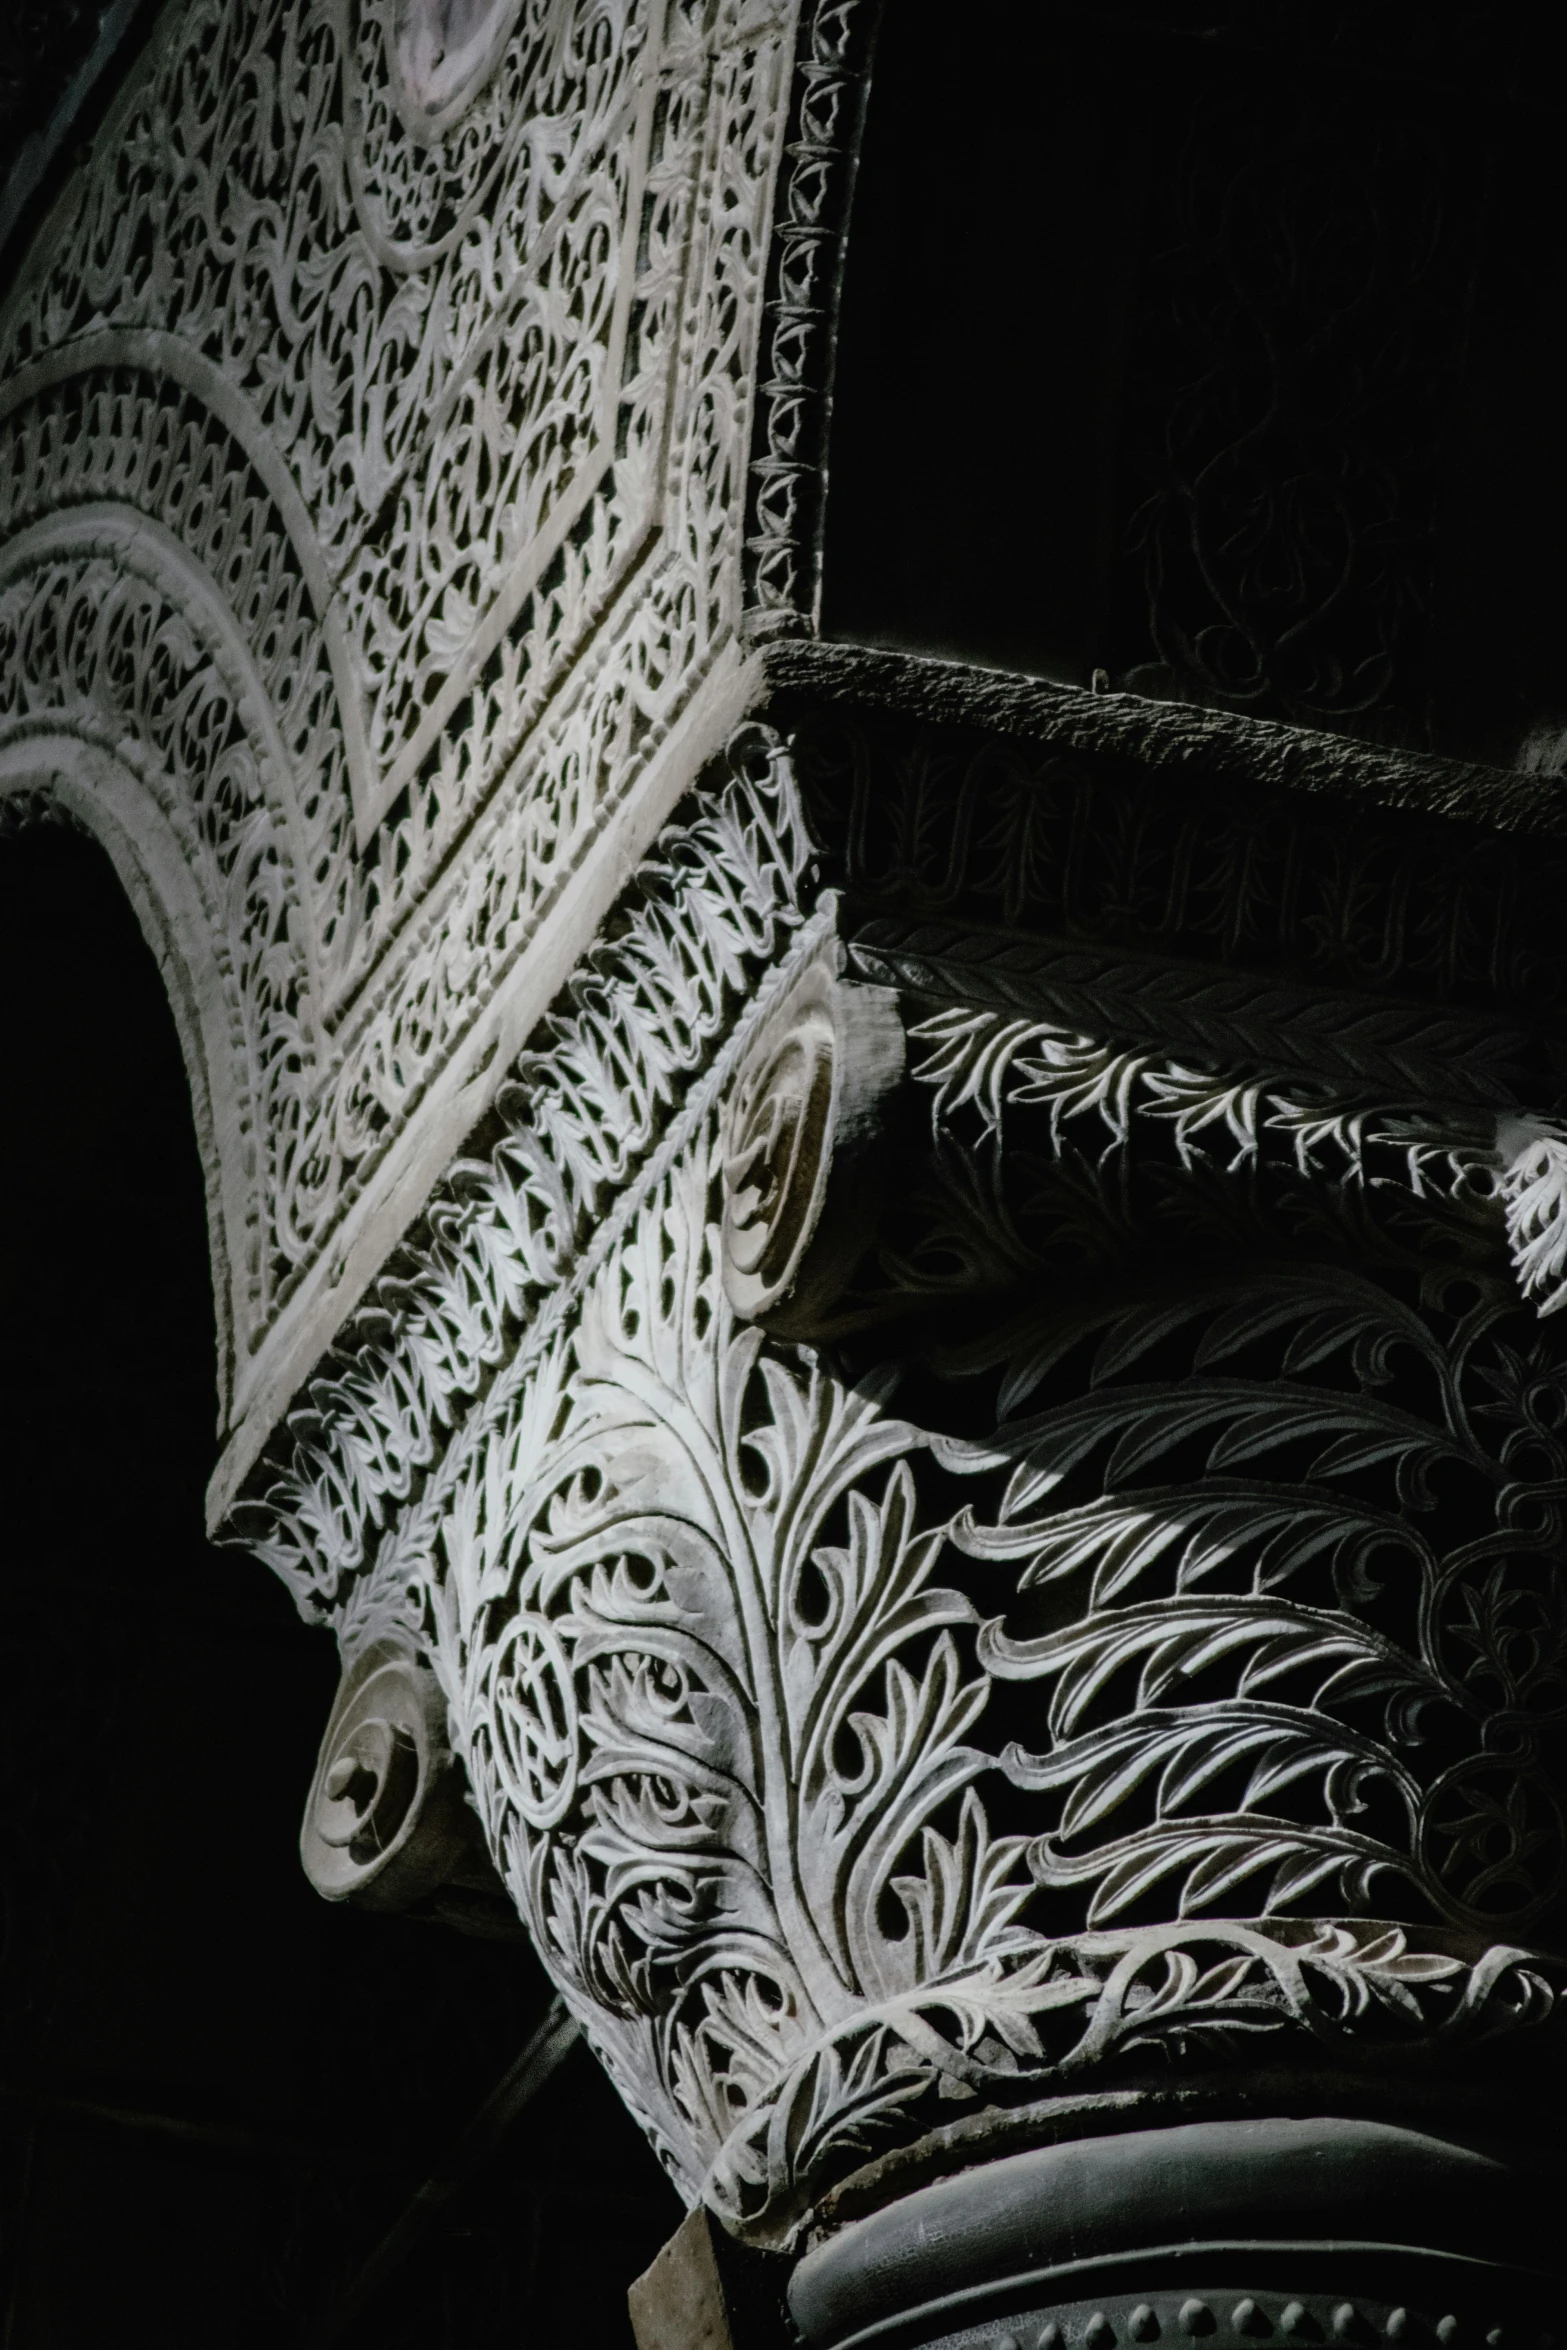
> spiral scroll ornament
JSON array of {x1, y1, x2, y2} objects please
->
[
  {"x1": 300, "y1": 1640, "x2": 473, "y2": 1911},
  {"x1": 721, "y1": 947, "x2": 904, "y2": 1335}
]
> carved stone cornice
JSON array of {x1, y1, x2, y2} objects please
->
[
  {"x1": 760, "y1": 640, "x2": 1567, "y2": 841},
  {"x1": 762, "y1": 645, "x2": 1567, "y2": 1125}
]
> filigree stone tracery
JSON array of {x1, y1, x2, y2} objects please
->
[
  {"x1": 14, "y1": 0, "x2": 1560, "y2": 2287},
  {"x1": 419, "y1": 1123, "x2": 1567, "y2": 2245},
  {"x1": 0, "y1": 0, "x2": 799, "y2": 1486}
]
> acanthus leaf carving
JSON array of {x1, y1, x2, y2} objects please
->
[
  {"x1": 408, "y1": 1102, "x2": 1567, "y2": 2241},
  {"x1": 234, "y1": 721, "x2": 1567, "y2": 2246}
]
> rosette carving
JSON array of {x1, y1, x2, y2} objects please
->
[
  {"x1": 489, "y1": 1611, "x2": 580, "y2": 1830},
  {"x1": 721, "y1": 945, "x2": 904, "y2": 1334}
]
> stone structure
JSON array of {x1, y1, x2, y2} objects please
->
[{"x1": 3, "y1": 2, "x2": 1565, "y2": 2344}]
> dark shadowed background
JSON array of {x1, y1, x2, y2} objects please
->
[{"x1": 0, "y1": 821, "x2": 681, "y2": 2344}]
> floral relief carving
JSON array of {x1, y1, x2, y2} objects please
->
[{"x1": 956, "y1": 1258, "x2": 1567, "y2": 1935}]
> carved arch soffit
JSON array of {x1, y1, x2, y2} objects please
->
[{"x1": 0, "y1": 0, "x2": 824, "y2": 1498}]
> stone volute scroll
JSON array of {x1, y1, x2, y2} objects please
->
[
  {"x1": 301, "y1": 1638, "x2": 490, "y2": 1917},
  {"x1": 721, "y1": 937, "x2": 904, "y2": 1337}
]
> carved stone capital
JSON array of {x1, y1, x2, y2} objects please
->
[{"x1": 247, "y1": 706, "x2": 1567, "y2": 2267}]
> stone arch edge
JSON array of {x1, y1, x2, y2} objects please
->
[{"x1": 0, "y1": 736, "x2": 243, "y2": 1425}]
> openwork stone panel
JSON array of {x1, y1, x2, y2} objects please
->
[{"x1": 0, "y1": 0, "x2": 804, "y2": 1489}]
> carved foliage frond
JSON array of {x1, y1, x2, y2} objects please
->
[{"x1": 428, "y1": 1127, "x2": 1021, "y2": 2203}]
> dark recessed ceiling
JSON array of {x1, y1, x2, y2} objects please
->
[{"x1": 0, "y1": 1, "x2": 102, "y2": 153}]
